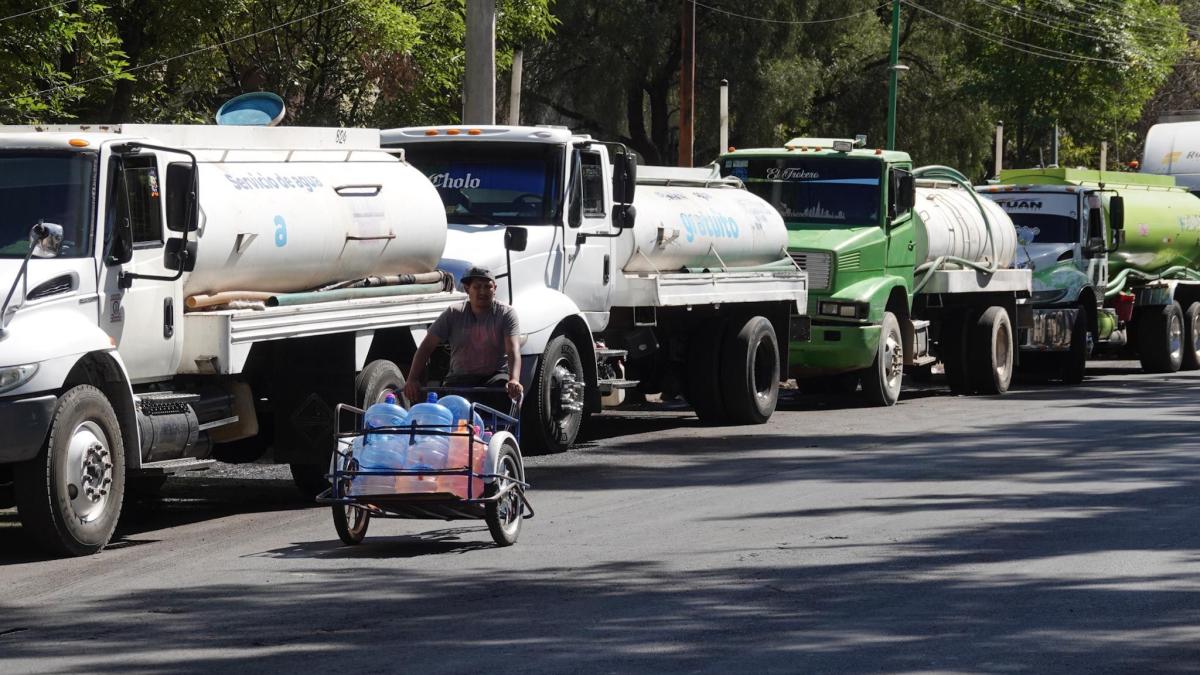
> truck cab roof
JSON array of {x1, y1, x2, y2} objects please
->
[
  {"x1": 722, "y1": 142, "x2": 911, "y2": 164},
  {"x1": 997, "y1": 167, "x2": 1179, "y2": 190},
  {"x1": 0, "y1": 124, "x2": 380, "y2": 152},
  {"x1": 385, "y1": 125, "x2": 584, "y2": 146}
]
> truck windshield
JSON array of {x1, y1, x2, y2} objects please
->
[
  {"x1": 0, "y1": 151, "x2": 96, "y2": 258},
  {"x1": 720, "y1": 157, "x2": 881, "y2": 226},
  {"x1": 399, "y1": 142, "x2": 563, "y2": 225},
  {"x1": 985, "y1": 192, "x2": 1078, "y2": 244}
]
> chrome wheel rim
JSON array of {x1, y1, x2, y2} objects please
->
[
  {"x1": 1169, "y1": 313, "x2": 1184, "y2": 363},
  {"x1": 64, "y1": 420, "x2": 113, "y2": 524},
  {"x1": 883, "y1": 329, "x2": 904, "y2": 392},
  {"x1": 995, "y1": 320, "x2": 1012, "y2": 382},
  {"x1": 551, "y1": 359, "x2": 585, "y2": 427}
]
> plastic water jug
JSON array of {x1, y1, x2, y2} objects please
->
[
  {"x1": 348, "y1": 436, "x2": 394, "y2": 496},
  {"x1": 398, "y1": 393, "x2": 453, "y2": 492},
  {"x1": 359, "y1": 397, "x2": 409, "y2": 470},
  {"x1": 439, "y1": 394, "x2": 486, "y2": 434}
]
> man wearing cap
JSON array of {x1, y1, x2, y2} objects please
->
[{"x1": 404, "y1": 266, "x2": 523, "y2": 402}]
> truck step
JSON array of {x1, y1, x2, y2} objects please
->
[
  {"x1": 907, "y1": 355, "x2": 938, "y2": 368},
  {"x1": 138, "y1": 391, "x2": 201, "y2": 416},
  {"x1": 598, "y1": 378, "x2": 640, "y2": 392},
  {"x1": 135, "y1": 458, "x2": 216, "y2": 476},
  {"x1": 595, "y1": 347, "x2": 628, "y2": 360}
]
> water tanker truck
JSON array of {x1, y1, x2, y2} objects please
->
[
  {"x1": 980, "y1": 168, "x2": 1200, "y2": 374},
  {"x1": 383, "y1": 125, "x2": 809, "y2": 451},
  {"x1": 1142, "y1": 119, "x2": 1200, "y2": 196},
  {"x1": 0, "y1": 124, "x2": 462, "y2": 555},
  {"x1": 719, "y1": 138, "x2": 1031, "y2": 405}
]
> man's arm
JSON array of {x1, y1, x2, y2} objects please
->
[
  {"x1": 404, "y1": 332, "x2": 442, "y2": 403},
  {"x1": 505, "y1": 334, "x2": 523, "y2": 401}
]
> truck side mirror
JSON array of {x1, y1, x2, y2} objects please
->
[
  {"x1": 505, "y1": 226, "x2": 528, "y2": 252},
  {"x1": 613, "y1": 204, "x2": 636, "y2": 230},
  {"x1": 888, "y1": 170, "x2": 915, "y2": 220},
  {"x1": 1109, "y1": 195, "x2": 1124, "y2": 231},
  {"x1": 899, "y1": 174, "x2": 915, "y2": 212},
  {"x1": 30, "y1": 222, "x2": 64, "y2": 259},
  {"x1": 166, "y1": 162, "x2": 199, "y2": 232},
  {"x1": 612, "y1": 151, "x2": 637, "y2": 206},
  {"x1": 163, "y1": 237, "x2": 197, "y2": 271}
]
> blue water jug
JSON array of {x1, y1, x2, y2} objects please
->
[
  {"x1": 359, "y1": 395, "x2": 409, "y2": 469},
  {"x1": 439, "y1": 394, "x2": 486, "y2": 436},
  {"x1": 406, "y1": 392, "x2": 453, "y2": 469}
]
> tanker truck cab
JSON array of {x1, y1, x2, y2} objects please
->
[
  {"x1": 984, "y1": 168, "x2": 1200, "y2": 374},
  {"x1": 385, "y1": 125, "x2": 808, "y2": 452},
  {"x1": 978, "y1": 173, "x2": 1125, "y2": 383},
  {"x1": 721, "y1": 139, "x2": 1031, "y2": 405},
  {"x1": 0, "y1": 125, "x2": 463, "y2": 556}
]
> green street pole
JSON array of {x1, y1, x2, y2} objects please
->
[{"x1": 886, "y1": 0, "x2": 901, "y2": 151}]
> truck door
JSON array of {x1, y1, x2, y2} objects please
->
[
  {"x1": 1082, "y1": 192, "x2": 1109, "y2": 291},
  {"x1": 562, "y1": 147, "x2": 615, "y2": 327},
  {"x1": 884, "y1": 166, "x2": 917, "y2": 277},
  {"x1": 98, "y1": 152, "x2": 183, "y2": 382}
]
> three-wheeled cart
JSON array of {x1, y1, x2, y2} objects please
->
[{"x1": 317, "y1": 394, "x2": 533, "y2": 547}]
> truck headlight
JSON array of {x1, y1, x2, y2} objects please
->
[
  {"x1": 0, "y1": 363, "x2": 38, "y2": 394},
  {"x1": 818, "y1": 301, "x2": 868, "y2": 319}
]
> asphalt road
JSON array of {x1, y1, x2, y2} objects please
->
[{"x1": 2, "y1": 362, "x2": 1199, "y2": 673}]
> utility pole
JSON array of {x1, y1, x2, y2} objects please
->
[
  {"x1": 885, "y1": 0, "x2": 902, "y2": 150},
  {"x1": 679, "y1": 0, "x2": 695, "y2": 167},
  {"x1": 994, "y1": 122, "x2": 1004, "y2": 179},
  {"x1": 464, "y1": 0, "x2": 495, "y2": 125},
  {"x1": 508, "y1": 49, "x2": 524, "y2": 125},
  {"x1": 719, "y1": 79, "x2": 729, "y2": 153}
]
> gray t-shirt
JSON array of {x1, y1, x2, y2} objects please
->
[{"x1": 429, "y1": 301, "x2": 520, "y2": 377}]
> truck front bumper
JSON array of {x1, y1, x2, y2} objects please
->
[
  {"x1": 0, "y1": 394, "x2": 56, "y2": 463},
  {"x1": 1020, "y1": 307, "x2": 1078, "y2": 352},
  {"x1": 788, "y1": 322, "x2": 881, "y2": 377}
]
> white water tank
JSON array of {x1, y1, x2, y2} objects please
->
[
  {"x1": 1142, "y1": 120, "x2": 1200, "y2": 193},
  {"x1": 916, "y1": 181, "x2": 1017, "y2": 268},
  {"x1": 620, "y1": 166, "x2": 789, "y2": 273},
  {"x1": 184, "y1": 154, "x2": 447, "y2": 295}
]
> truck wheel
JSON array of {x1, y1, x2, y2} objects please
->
[
  {"x1": 522, "y1": 334, "x2": 586, "y2": 454},
  {"x1": 485, "y1": 440, "x2": 523, "y2": 547},
  {"x1": 862, "y1": 311, "x2": 904, "y2": 406},
  {"x1": 720, "y1": 316, "x2": 780, "y2": 424},
  {"x1": 1059, "y1": 309, "x2": 1089, "y2": 384},
  {"x1": 1180, "y1": 302, "x2": 1200, "y2": 371},
  {"x1": 940, "y1": 311, "x2": 972, "y2": 395},
  {"x1": 686, "y1": 322, "x2": 728, "y2": 424},
  {"x1": 356, "y1": 360, "x2": 408, "y2": 408},
  {"x1": 1137, "y1": 301, "x2": 1184, "y2": 373},
  {"x1": 969, "y1": 307, "x2": 1013, "y2": 395},
  {"x1": 13, "y1": 385, "x2": 125, "y2": 556}
]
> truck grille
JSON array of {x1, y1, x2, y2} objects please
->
[{"x1": 789, "y1": 250, "x2": 832, "y2": 290}]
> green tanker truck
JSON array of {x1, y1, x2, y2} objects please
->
[
  {"x1": 719, "y1": 139, "x2": 1032, "y2": 405},
  {"x1": 979, "y1": 168, "x2": 1200, "y2": 374}
]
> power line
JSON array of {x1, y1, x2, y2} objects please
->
[
  {"x1": 691, "y1": 0, "x2": 889, "y2": 25},
  {"x1": 903, "y1": 0, "x2": 1174, "y2": 66},
  {"x1": 2, "y1": 0, "x2": 356, "y2": 106},
  {"x1": 965, "y1": 0, "x2": 1190, "y2": 44},
  {"x1": 0, "y1": 1, "x2": 74, "y2": 24}
]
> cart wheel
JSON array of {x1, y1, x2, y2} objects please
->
[
  {"x1": 485, "y1": 442, "x2": 523, "y2": 547},
  {"x1": 333, "y1": 504, "x2": 370, "y2": 545}
]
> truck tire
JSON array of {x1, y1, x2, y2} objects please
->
[
  {"x1": 940, "y1": 311, "x2": 972, "y2": 395},
  {"x1": 686, "y1": 322, "x2": 728, "y2": 424},
  {"x1": 1137, "y1": 301, "x2": 1184, "y2": 373},
  {"x1": 14, "y1": 385, "x2": 125, "y2": 556},
  {"x1": 522, "y1": 334, "x2": 586, "y2": 454},
  {"x1": 862, "y1": 311, "x2": 904, "y2": 406},
  {"x1": 1058, "y1": 309, "x2": 1089, "y2": 384},
  {"x1": 720, "y1": 316, "x2": 780, "y2": 424},
  {"x1": 1180, "y1": 302, "x2": 1200, "y2": 371},
  {"x1": 969, "y1": 306, "x2": 1013, "y2": 395},
  {"x1": 356, "y1": 359, "x2": 408, "y2": 408}
]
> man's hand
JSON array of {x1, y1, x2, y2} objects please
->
[
  {"x1": 506, "y1": 378, "x2": 524, "y2": 401},
  {"x1": 403, "y1": 379, "x2": 421, "y2": 405}
]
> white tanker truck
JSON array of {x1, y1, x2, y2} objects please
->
[
  {"x1": 383, "y1": 125, "x2": 809, "y2": 452},
  {"x1": 0, "y1": 124, "x2": 462, "y2": 555}
]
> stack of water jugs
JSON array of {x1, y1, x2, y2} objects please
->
[{"x1": 350, "y1": 392, "x2": 487, "y2": 498}]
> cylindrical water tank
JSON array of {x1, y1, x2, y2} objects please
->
[
  {"x1": 183, "y1": 155, "x2": 447, "y2": 296},
  {"x1": 915, "y1": 182, "x2": 1017, "y2": 268},
  {"x1": 620, "y1": 181, "x2": 790, "y2": 273}
]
